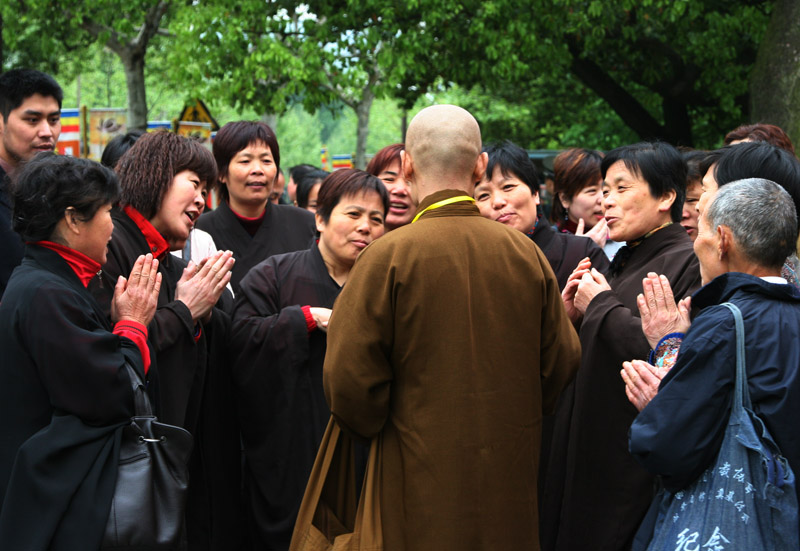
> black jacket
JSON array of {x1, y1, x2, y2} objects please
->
[
  {"x1": 232, "y1": 243, "x2": 342, "y2": 550},
  {"x1": 89, "y1": 208, "x2": 243, "y2": 551},
  {"x1": 0, "y1": 165, "x2": 25, "y2": 298},
  {"x1": 0, "y1": 244, "x2": 140, "y2": 549}
]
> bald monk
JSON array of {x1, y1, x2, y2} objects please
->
[{"x1": 322, "y1": 105, "x2": 581, "y2": 550}]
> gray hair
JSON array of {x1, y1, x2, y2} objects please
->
[{"x1": 706, "y1": 178, "x2": 798, "y2": 269}]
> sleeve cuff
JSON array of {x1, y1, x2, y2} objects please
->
[
  {"x1": 114, "y1": 320, "x2": 151, "y2": 375},
  {"x1": 301, "y1": 305, "x2": 317, "y2": 333}
]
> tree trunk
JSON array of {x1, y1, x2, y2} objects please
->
[
  {"x1": 354, "y1": 88, "x2": 374, "y2": 170},
  {"x1": 749, "y1": 0, "x2": 800, "y2": 145},
  {"x1": 120, "y1": 49, "x2": 148, "y2": 130}
]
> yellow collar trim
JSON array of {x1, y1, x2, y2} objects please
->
[{"x1": 411, "y1": 195, "x2": 476, "y2": 224}]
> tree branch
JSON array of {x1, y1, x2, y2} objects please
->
[
  {"x1": 131, "y1": 1, "x2": 169, "y2": 55},
  {"x1": 567, "y1": 37, "x2": 665, "y2": 140}
]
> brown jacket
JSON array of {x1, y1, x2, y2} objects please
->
[{"x1": 324, "y1": 190, "x2": 581, "y2": 551}]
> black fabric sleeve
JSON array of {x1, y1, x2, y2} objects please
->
[{"x1": 21, "y1": 281, "x2": 135, "y2": 425}]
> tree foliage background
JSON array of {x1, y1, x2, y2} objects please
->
[{"x1": 0, "y1": 0, "x2": 792, "y2": 167}]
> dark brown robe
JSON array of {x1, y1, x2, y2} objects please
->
[
  {"x1": 195, "y1": 201, "x2": 316, "y2": 294},
  {"x1": 540, "y1": 222, "x2": 701, "y2": 551},
  {"x1": 323, "y1": 190, "x2": 581, "y2": 551}
]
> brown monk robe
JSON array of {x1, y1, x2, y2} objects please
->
[{"x1": 322, "y1": 105, "x2": 581, "y2": 551}]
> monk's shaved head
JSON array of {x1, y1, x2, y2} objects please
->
[{"x1": 406, "y1": 105, "x2": 483, "y2": 182}]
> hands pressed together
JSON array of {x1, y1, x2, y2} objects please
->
[
  {"x1": 112, "y1": 253, "x2": 162, "y2": 327},
  {"x1": 620, "y1": 272, "x2": 693, "y2": 411},
  {"x1": 562, "y1": 257, "x2": 612, "y2": 324},
  {"x1": 175, "y1": 250, "x2": 235, "y2": 323}
]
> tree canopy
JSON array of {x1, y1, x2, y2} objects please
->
[{"x1": 2, "y1": 0, "x2": 794, "y2": 153}]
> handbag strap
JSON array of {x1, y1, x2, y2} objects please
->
[
  {"x1": 720, "y1": 302, "x2": 751, "y2": 412},
  {"x1": 123, "y1": 361, "x2": 154, "y2": 416}
]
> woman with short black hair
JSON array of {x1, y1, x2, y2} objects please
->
[
  {"x1": 475, "y1": 141, "x2": 609, "y2": 289},
  {"x1": 196, "y1": 120, "x2": 316, "y2": 294},
  {"x1": 0, "y1": 153, "x2": 160, "y2": 549},
  {"x1": 542, "y1": 142, "x2": 702, "y2": 551},
  {"x1": 231, "y1": 168, "x2": 387, "y2": 550}
]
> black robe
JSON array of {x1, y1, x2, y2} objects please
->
[
  {"x1": 195, "y1": 200, "x2": 316, "y2": 294},
  {"x1": 0, "y1": 165, "x2": 24, "y2": 298},
  {"x1": 530, "y1": 217, "x2": 610, "y2": 290},
  {"x1": 0, "y1": 244, "x2": 139, "y2": 550},
  {"x1": 540, "y1": 222, "x2": 702, "y2": 551},
  {"x1": 231, "y1": 243, "x2": 340, "y2": 551},
  {"x1": 89, "y1": 208, "x2": 243, "y2": 551}
]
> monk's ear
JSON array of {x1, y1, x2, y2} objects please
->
[
  {"x1": 401, "y1": 150, "x2": 414, "y2": 182},
  {"x1": 473, "y1": 151, "x2": 488, "y2": 185}
]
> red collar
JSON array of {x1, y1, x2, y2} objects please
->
[
  {"x1": 37, "y1": 241, "x2": 101, "y2": 287},
  {"x1": 123, "y1": 205, "x2": 169, "y2": 259},
  {"x1": 230, "y1": 204, "x2": 266, "y2": 237},
  {"x1": 230, "y1": 205, "x2": 266, "y2": 223}
]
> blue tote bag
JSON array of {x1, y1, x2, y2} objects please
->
[{"x1": 636, "y1": 302, "x2": 799, "y2": 551}]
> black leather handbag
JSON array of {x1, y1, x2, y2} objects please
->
[{"x1": 101, "y1": 363, "x2": 194, "y2": 549}]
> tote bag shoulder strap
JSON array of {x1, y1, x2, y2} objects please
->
[
  {"x1": 123, "y1": 361, "x2": 154, "y2": 416},
  {"x1": 720, "y1": 302, "x2": 750, "y2": 412}
]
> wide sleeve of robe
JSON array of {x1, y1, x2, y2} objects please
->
[
  {"x1": 582, "y1": 246, "x2": 700, "y2": 363},
  {"x1": 322, "y1": 247, "x2": 395, "y2": 440},
  {"x1": 21, "y1": 278, "x2": 138, "y2": 423},
  {"x1": 231, "y1": 259, "x2": 312, "y2": 372},
  {"x1": 539, "y1": 255, "x2": 583, "y2": 414},
  {"x1": 231, "y1": 248, "x2": 338, "y2": 548}
]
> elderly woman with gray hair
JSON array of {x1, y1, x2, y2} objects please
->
[{"x1": 625, "y1": 179, "x2": 800, "y2": 546}]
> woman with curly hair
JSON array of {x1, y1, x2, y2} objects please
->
[
  {"x1": 89, "y1": 131, "x2": 243, "y2": 551},
  {"x1": 0, "y1": 153, "x2": 160, "y2": 549}
]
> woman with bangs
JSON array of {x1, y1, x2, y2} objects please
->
[
  {"x1": 231, "y1": 169, "x2": 388, "y2": 550},
  {"x1": 552, "y1": 147, "x2": 625, "y2": 259},
  {"x1": 366, "y1": 143, "x2": 417, "y2": 230},
  {"x1": 196, "y1": 121, "x2": 316, "y2": 294},
  {"x1": 474, "y1": 141, "x2": 608, "y2": 289},
  {"x1": 89, "y1": 131, "x2": 243, "y2": 551},
  {"x1": 0, "y1": 154, "x2": 160, "y2": 549}
]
